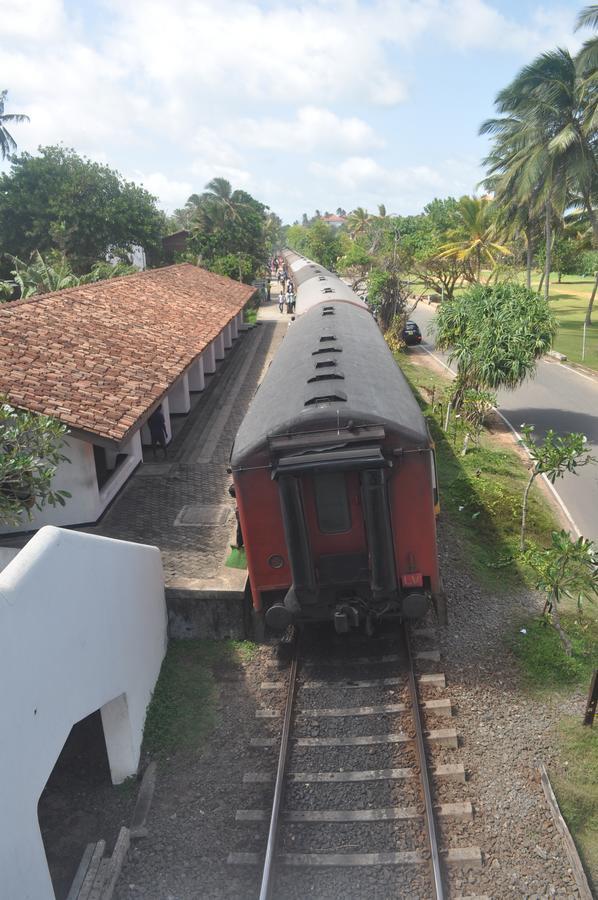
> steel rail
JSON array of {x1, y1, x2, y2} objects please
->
[
  {"x1": 403, "y1": 624, "x2": 445, "y2": 899},
  {"x1": 258, "y1": 639, "x2": 299, "y2": 900}
]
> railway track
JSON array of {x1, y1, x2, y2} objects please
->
[{"x1": 229, "y1": 626, "x2": 481, "y2": 899}]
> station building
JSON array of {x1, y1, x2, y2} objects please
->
[{"x1": 0, "y1": 263, "x2": 255, "y2": 535}]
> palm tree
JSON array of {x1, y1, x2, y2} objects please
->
[
  {"x1": 202, "y1": 177, "x2": 247, "y2": 223},
  {"x1": 0, "y1": 90, "x2": 29, "y2": 160},
  {"x1": 480, "y1": 49, "x2": 596, "y2": 301},
  {"x1": 575, "y1": 5, "x2": 598, "y2": 76},
  {"x1": 437, "y1": 196, "x2": 511, "y2": 281},
  {"x1": 347, "y1": 207, "x2": 371, "y2": 240}
]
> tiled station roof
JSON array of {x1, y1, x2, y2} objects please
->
[{"x1": 0, "y1": 263, "x2": 255, "y2": 443}]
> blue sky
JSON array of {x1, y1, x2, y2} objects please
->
[{"x1": 0, "y1": 0, "x2": 588, "y2": 223}]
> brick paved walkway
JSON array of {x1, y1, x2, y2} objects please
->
[{"x1": 84, "y1": 313, "x2": 286, "y2": 585}]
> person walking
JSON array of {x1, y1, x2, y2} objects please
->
[
  {"x1": 278, "y1": 289, "x2": 285, "y2": 314},
  {"x1": 148, "y1": 404, "x2": 168, "y2": 459}
]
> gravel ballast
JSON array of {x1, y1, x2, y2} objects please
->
[{"x1": 114, "y1": 520, "x2": 586, "y2": 899}]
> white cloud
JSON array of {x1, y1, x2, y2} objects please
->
[
  {"x1": 131, "y1": 171, "x2": 194, "y2": 210},
  {"x1": 0, "y1": 0, "x2": 584, "y2": 219},
  {"x1": 437, "y1": 0, "x2": 583, "y2": 54},
  {"x1": 309, "y1": 154, "x2": 482, "y2": 213},
  {"x1": 239, "y1": 107, "x2": 385, "y2": 154}
]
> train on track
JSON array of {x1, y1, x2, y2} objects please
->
[{"x1": 230, "y1": 250, "x2": 445, "y2": 636}]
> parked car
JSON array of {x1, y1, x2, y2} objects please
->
[{"x1": 402, "y1": 321, "x2": 422, "y2": 345}]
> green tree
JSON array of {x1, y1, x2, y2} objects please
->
[
  {"x1": 519, "y1": 425, "x2": 594, "y2": 549},
  {"x1": 0, "y1": 147, "x2": 165, "y2": 273},
  {"x1": 347, "y1": 207, "x2": 371, "y2": 240},
  {"x1": 0, "y1": 90, "x2": 29, "y2": 160},
  {"x1": 437, "y1": 196, "x2": 511, "y2": 281},
  {"x1": 187, "y1": 179, "x2": 269, "y2": 281},
  {"x1": 481, "y1": 48, "x2": 598, "y2": 304},
  {"x1": 434, "y1": 282, "x2": 556, "y2": 408},
  {"x1": 0, "y1": 402, "x2": 70, "y2": 526},
  {"x1": 522, "y1": 530, "x2": 598, "y2": 654}
]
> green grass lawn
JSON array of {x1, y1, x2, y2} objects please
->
[{"x1": 142, "y1": 639, "x2": 257, "y2": 759}]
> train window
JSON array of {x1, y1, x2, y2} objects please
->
[
  {"x1": 307, "y1": 372, "x2": 345, "y2": 383},
  {"x1": 312, "y1": 346, "x2": 342, "y2": 355},
  {"x1": 313, "y1": 473, "x2": 352, "y2": 533},
  {"x1": 304, "y1": 391, "x2": 347, "y2": 406}
]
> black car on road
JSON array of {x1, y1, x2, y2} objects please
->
[{"x1": 402, "y1": 321, "x2": 422, "y2": 346}]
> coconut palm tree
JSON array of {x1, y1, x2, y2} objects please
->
[
  {"x1": 437, "y1": 196, "x2": 511, "y2": 282},
  {"x1": 480, "y1": 48, "x2": 596, "y2": 301},
  {"x1": 0, "y1": 90, "x2": 29, "y2": 160},
  {"x1": 347, "y1": 207, "x2": 371, "y2": 240},
  {"x1": 202, "y1": 177, "x2": 247, "y2": 223},
  {"x1": 576, "y1": 5, "x2": 598, "y2": 76}
]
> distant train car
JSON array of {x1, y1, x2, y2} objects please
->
[
  {"x1": 230, "y1": 257, "x2": 444, "y2": 636},
  {"x1": 284, "y1": 250, "x2": 367, "y2": 316}
]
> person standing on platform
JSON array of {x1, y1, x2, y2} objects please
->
[
  {"x1": 266, "y1": 278, "x2": 271, "y2": 303},
  {"x1": 278, "y1": 290, "x2": 285, "y2": 314},
  {"x1": 148, "y1": 405, "x2": 168, "y2": 459}
]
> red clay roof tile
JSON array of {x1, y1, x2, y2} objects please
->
[{"x1": 0, "y1": 263, "x2": 255, "y2": 443}]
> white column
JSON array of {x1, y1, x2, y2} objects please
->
[
  {"x1": 223, "y1": 323, "x2": 233, "y2": 349},
  {"x1": 231, "y1": 316, "x2": 239, "y2": 340},
  {"x1": 100, "y1": 693, "x2": 137, "y2": 784},
  {"x1": 204, "y1": 341, "x2": 217, "y2": 374},
  {"x1": 215, "y1": 332, "x2": 225, "y2": 360},
  {"x1": 237, "y1": 311, "x2": 244, "y2": 330},
  {"x1": 168, "y1": 373, "x2": 191, "y2": 414},
  {"x1": 188, "y1": 356, "x2": 205, "y2": 391}
]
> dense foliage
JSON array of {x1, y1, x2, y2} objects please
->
[
  {"x1": 0, "y1": 146, "x2": 165, "y2": 275},
  {"x1": 0, "y1": 402, "x2": 70, "y2": 526},
  {"x1": 434, "y1": 282, "x2": 557, "y2": 403},
  {"x1": 181, "y1": 178, "x2": 278, "y2": 282}
]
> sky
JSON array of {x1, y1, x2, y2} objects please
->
[{"x1": 0, "y1": 0, "x2": 590, "y2": 224}]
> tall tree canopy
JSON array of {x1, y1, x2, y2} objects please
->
[
  {"x1": 0, "y1": 146, "x2": 165, "y2": 274},
  {"x1": 186, "y1": 179, "x2": 271, "y2": 281}
]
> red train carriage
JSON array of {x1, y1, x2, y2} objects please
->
[{"x1": 230, "y1": 284, "x2": 444, "y2": 636}]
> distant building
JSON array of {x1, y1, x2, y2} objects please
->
[
  {"x1": 321, "y1": 214, "x2": 347, "y2": 230},
  {"x1": 0, "y1": 263, "x2": 255, "y2": 534},
  {"x1": 162, "y1": 229, "x2": 190, "y2": 262}
]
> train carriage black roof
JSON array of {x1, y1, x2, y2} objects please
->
[{"x1": 231, "y1": 301, "x2": 430, "y2": 467}]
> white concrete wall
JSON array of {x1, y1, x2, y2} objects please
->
[
  {"x1": 98, "y1": 432, "x2": 142, "y2": 509},
  {"x1": 188, "y1": 356, "x2": 205, "y2": 391},
  {"x1": 0, "y1": 431, "x2": 144, "y2": 536},
  {"x1": 0, "y1": 437, "x2": 100, "y2": 535},
  {"x1": 0, "y1": 526, "x2": 167, "y2": 900},
  {"x1": 203, "y1": 341, "x2": 217, "y2": 374},
  {"x1": 214, "y1": 332, "x2": 225, "y2": 360},
  {"x1": 223, "y1": 323, "x2": 233, "y2": 349},
  {"x1": 168, "y1": 373, "x2": 191, "y2": 414},
  {"x1": 231, "y1": 316, "x2": 239, "y2": 340}
]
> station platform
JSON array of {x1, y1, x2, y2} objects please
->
[{"x1": 81, "y1": 305, "x2": 286, "y2": 635}]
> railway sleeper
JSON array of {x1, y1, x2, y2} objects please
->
[
  {"x1": 228, "y1": 845, "x2": 482, "y2": 867},
  {"x1": 235, "y1": 801, "x2": 473, "y2": 822}
]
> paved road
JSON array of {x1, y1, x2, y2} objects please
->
[{"x1": 410, "y1": 302, "x2": 598, "y2": 542}]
